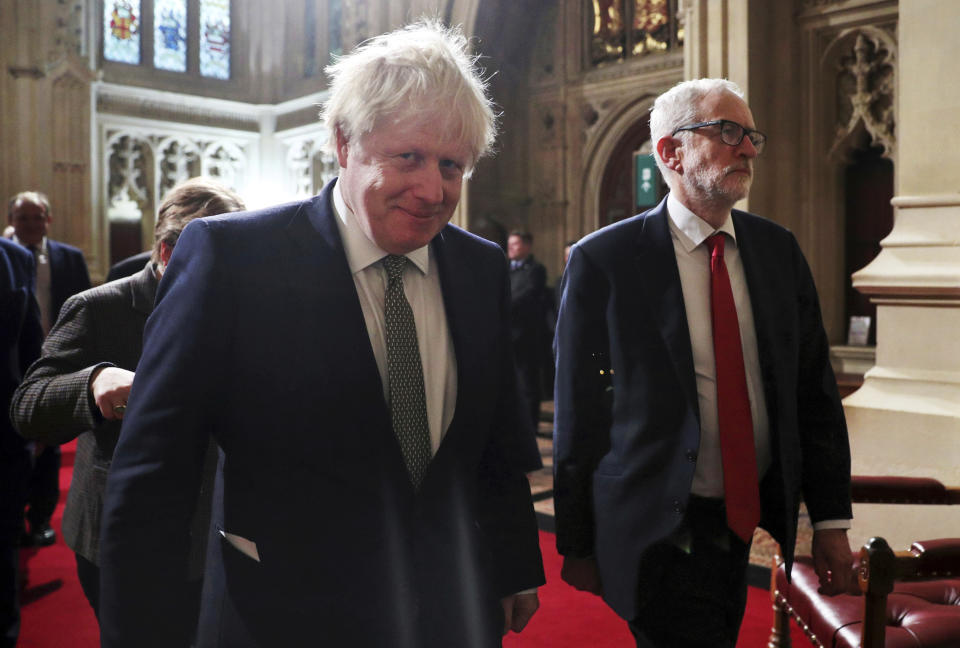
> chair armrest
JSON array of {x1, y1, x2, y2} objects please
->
[
  {"x1": 902, "y1": 538, "x2": 960, "y2": 578},
  {"x1": 850, "y1": 476, "x2": 960, "y2": 504}
]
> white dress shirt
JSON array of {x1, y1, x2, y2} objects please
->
[
  {"x1": 666, "y1": 193, "x2": 770, "y2": 498},
  {"x1": 667, "y1": 194, "x2": 849, "y2": 530},
  {"x1": 332, "y1": 182, "x2": 457, "y2": 453},
  {"x1": 15, "y1": 235, "x2": 52, "y2": 335}
]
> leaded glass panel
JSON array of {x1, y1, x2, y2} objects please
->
[
  {"x1": 200, "y1": 0, "x2": 231, "y2": 79},
  {"x1": 591, "y1": 0, "x2": 625, "y2": 65},
  {"x1": 104, "y1": 0, "x2": 141, "y2": 65},
  {"x1": 155, "y1": 0, "x2": 187, "y2": 72},
  {"x1": 632, "y1": 0, "x2": 669, "y2": 55},
  {"x1": 588, "y1": 0, "x2": 681, "y2": 67}
]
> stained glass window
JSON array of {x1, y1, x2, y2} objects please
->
[
  {"x1": 199, "y1": 0, "x2": 231, "y2": 79},
  {"x1": 589, "y1": 0, "x2": 682, "y2": 67},
  {"x1": 104, "y1": 0, "x2": 142, "y2": 65},
  {"x1": 154, "y1": 0, "x2": 187, "y2": 72}
]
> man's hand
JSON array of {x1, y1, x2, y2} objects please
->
[
  {"x1": 812, "y1": 528, "x2": 856, "y2": 595},
  {"x1": 90, "y1": 366, "x2": 135, "y2": 420},
  {"x1": 501, "y1": 591, "x2": 539, "y2": 635},
  {"x1": 561, "y1": 555, "x2": 603, "y2": 595}
]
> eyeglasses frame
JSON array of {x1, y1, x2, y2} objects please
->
[{"x1": 670, "y1": 119, "x2": 767, "y2": 152}]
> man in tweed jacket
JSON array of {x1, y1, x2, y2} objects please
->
[{"x1": 10, "y1": 178, "x2": 243, "y2": 627}]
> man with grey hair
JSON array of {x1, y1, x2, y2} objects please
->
[
  {"x1": 99, "y1": 21, "x2": 544, "y2": 648},
  {"x1": 554, "y1": 78, "x2": 853, "y2": 646}
]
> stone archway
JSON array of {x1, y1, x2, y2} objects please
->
[{"x1": 581, "y1": 94, "x2": 659, "y2": 236}]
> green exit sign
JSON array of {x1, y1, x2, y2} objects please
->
[{"x1": 634, "y1": 153, "x2": 661, "y2": 208}]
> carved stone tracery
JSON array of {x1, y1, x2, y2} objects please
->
[{"x1": 832, "y1": 30, "x2": 896, "y2": 160}]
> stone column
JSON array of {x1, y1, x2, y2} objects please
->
[{"x1": 844, "y1": 0, "x2": 960, "y2": 550}]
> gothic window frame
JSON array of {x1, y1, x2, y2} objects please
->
[
  {"x1": 100, "y1": 0, "x2": 234, "y2": 83},
  {"x1": 585, "y1": 0, "x2": 684, "y2": 69}
]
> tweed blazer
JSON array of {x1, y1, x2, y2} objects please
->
[
  {"x1": 12, "y1": 262, "x2": 155, "y2": 564},
  {"x1": 12, "y1": 263, "x2": 215, "y2": 572}
]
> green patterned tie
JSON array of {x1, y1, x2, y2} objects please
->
[{"x1": 382, "y1": 254, "x2": 432, "y2": 488}]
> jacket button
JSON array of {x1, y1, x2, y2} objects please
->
[
  {"x1": 685, "y1": 449, "x2": 697, "y2": 462},
  {"x1": 672, "y1": 499, "x2": 684, "y2": 513}
]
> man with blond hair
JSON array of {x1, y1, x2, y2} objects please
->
[
  {"x1": 100, "y1": 22, "x2": 544, "y2": 648},
  {"x1": 554, "y1": 79, "x2": 852, "y2": 647}
]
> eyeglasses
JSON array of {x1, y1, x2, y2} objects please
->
[{"x1": 671, "y1": 119, "x2": 767, "y2": 153}]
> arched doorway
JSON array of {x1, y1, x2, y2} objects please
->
[{"x1": 597, "y1": 117, "x2": 663, "y2": 228}]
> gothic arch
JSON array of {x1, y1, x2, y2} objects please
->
[{"x1": 580, "y1": 94, "x2": 659, "y2": 235}]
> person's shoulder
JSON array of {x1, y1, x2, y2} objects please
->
[
  {"x1": 438, "y1": 222, "x2": 505, "y2": 262},
  {"x1": 732, "y1": 209, "x2": 800, "y2": 250},
  {"x1": 0, "y1": 236, "x2": 31, "y2": 262},
  {"x1": 47, "y1": 238, "x2": 85, "y2": 257},
  {"x1": 66, "y1": 271, "x2": 137, "y2": 308},
  {"x1": 107, "y1": 251, "x2": 151, "y2": 279},
  {"x1": 577, "y1": 209, "x2": 651, "y2": 258},
  {"x1": 732, "y1": 209, "x2": 793, "y2": 236}
]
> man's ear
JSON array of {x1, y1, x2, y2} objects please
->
[
  {"x1": 159, "y1": 240, "x2": 174, "y2": 267},
  {"x1": 335, "y1": 127, "x2": 350, "y2": 168},
  {"x1": 656, "y1": 136, "x2": 683, "y2": 174}
]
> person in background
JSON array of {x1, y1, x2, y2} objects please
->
[
  {"x1": 508, "y1": 230, "x2": 549, "y2": 438},
  {"x1": 11, "y1": 178, "x2": 244, "y2": 630},
  {"x1": 0, "y1": 237, "x2": 42, "y2": 648},
  {"x1": 98, "y1": 21, "x2": 544, "y2": 648},
  {"x1": 105, "y1": 250, "x2": 152, "y2": 282},
  {"x1": 553, "y1": 78, "x2": 853, "y2": 647},
  {"x1": 8, "y1": 191, "x2": 91, "y2": 548}
]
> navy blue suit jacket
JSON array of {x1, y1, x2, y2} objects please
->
[
  {"x1": 46, "y1": 239, "x2": 91, "y2": 324},
  {"x1": 553, "y1": 197, "x2": 851, "y2": 620},
  {"x1": 0, "y1": 238, "x2": 43, "y2": 535},
  {"x1": 99, "y1": 180, "x2": 545, "y2": 647}
]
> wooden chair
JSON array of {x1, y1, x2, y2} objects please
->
[{"x1": 769, "y1": 476, "x2": 960, "y2": 647}]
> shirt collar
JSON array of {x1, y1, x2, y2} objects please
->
[
  {"x1": 12, "y1": 235, "x2": 47, "y2": 254},
  {"x1": 666, "y1": 192, "x2": 737, "y2": 253},
  {"x1": 332, "y1": 180, "x2": 430, "y2": 276}
]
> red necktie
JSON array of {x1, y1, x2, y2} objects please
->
[{"x1": 706, "y1": 233, "x2": 761, "y2": 543}]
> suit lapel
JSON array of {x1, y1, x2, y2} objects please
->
[
  {"x1": 282, "y1": 181, "x2": 404, "y2": 479},
  {"x1": 731, "y1": 212, "x2": 780, "y2": 434},
  {"x1": 429, "y1": 228, "x2": 468, "y2": 446},
  {"x1": 633, "y1": 199, "x2": 699, "y2": 421},
  {"x1": 129, "y1": 264, "x2": 158, "y2": 315}
]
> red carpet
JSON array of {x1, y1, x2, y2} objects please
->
[
  {"x1": 18, "y1": 440, "x2": 99, "y2": 647},
  {"x1": 18, "y1": 440, "x2": 811, "y2": 647},
  {"x1": 505, "y1": 529, "x2": 814, "y2": 647}
]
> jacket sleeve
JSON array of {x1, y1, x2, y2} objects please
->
[
  {"x1": 476, "y1": 253, "x2": 546, "y2": 597},
  {"x1": 98, "y1": 219, "x2": 231, "y2": 648},
  {"x1": 552, "y1": 244, "x2": 613, "y2": 557},
  {"x1": 11, "y1": 293, "x2": 111, "y2": 443},
  {"x1": 791, "y1": 239, "x2": 852, "y2": 524}
]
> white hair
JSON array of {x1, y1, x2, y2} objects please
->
[
  {"x1": 648, "y1": 78, "x2": 745, "y2": 182},
  {"x1": 320, "y1": 20, "x2": 497, "y2": 176}
]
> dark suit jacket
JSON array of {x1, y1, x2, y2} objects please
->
[
  {"x1": 99, "y1": 180, "x2": 545, "y2": 648},
  {"x1": 46, "y1": 239, "x2": 91, "y2": 323},
  {"x1": 509, "y1": 255, "x2": 547, "y2": 347},
  {"x1": 105, "y1": 251, "x2": 151, "y2": 282},
  {"x1": 553, "y1": 196, "x2": 851, "y2": 621},
  {"x1": 0, "y1": 238, "x2": 42, "y2": 537},
  {"x1": 11, "y1": 264, "x2": 215, "y2": 577}
]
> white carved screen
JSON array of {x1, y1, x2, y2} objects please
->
[
  {"x1": 277, "y1": 125, "x2": 338, "y2": 199},
  {"x1": 98, "y1": 114, "x2": 258, "y2": 254}
]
